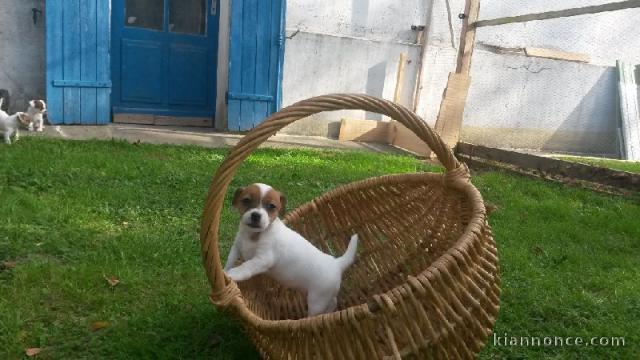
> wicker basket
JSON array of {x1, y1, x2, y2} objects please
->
[{"x1": 200, "y1": 94, "x2": 500, "y2": 359}]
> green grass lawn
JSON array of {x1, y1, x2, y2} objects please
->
[
  {"x1": 1, "y1": 138, "x2": 638, "y2": 359},
  {"x1": 556, "y1": 156, "x2": 640, "y2": 174}
]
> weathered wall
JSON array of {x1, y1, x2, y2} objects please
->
[
  {"x1": 477, "y1": 0, "x2": 640, "y2": 66},
  {"x1": 457, "y1": 1, "x2": 640, "y2": 155},
  {"x1": 463, "y1": 51, "x2": 619, "y2": 155},
  {"x1": 0, "y1": 0, "x2": 46, "y2": 114},
  {"x1": 280, "y1": 0, "x2": 428, "y2": 137}
]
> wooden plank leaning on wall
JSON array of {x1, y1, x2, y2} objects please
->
[
  {"x1": 387, "y1": 53, "x2": 433, "y2": 155},
  {"x1": 427, "y1": 0, "x2": 480, "y2": 156},
  {"x1": 337, "y1": 0, "x2": 479, "y2": 157},
  {"x1": 379, "y1": 0, "x2": 479, "y2": 157}
]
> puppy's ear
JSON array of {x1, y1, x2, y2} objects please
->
[
  {"x1": 279, "y1": 193, "x2": 287, "y2": 217},
  {"x1": 232, "y1": 187, "x2": 245, "y2": 210},
  {"x1": 18, "y1": 113, "x2": 31, "y2": 124}
]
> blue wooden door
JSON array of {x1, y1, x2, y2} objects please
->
[
  {"x1": 111, "y1": 0, "x2": 219, "y2": 118},
  {"x1": 227, "y1": 0, "x2": 285, "y2": 131},
  {"x1": 46, "y1": 0, "x2": 111, "y2": 124}
]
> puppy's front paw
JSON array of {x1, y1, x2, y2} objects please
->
[{"x1": 226, "y1": 268, "x2": 246, "y2": 282}]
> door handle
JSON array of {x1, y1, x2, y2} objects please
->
[{"x1": 211, "y1": 0, "x2": 217, "y2": 15}]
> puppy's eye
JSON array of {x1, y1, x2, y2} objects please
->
[
  {"x1": 242, "y1": 198, "x2": 252, "y2": 206},
  {"x1": 266, "y1": 203, "x2": 276, "y2": 211}
]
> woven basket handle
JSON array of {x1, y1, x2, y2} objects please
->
[{"x1": 201, "y1": 94, "x2": 464, "y2": 295}]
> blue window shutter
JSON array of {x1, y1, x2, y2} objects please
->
[
  {"x1": 46, "y1": 0, "x2": 111, "y2": 124},
  {"x1": 227, "y1": 0, "x2": 285, "y2": 131}
]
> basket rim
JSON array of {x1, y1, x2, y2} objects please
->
[{"x1": 218, "y1": 170, "x2": 488, "y2": 327}]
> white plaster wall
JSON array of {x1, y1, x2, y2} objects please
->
[
  {"x1": 0, "y1": 0, "x2": 46, "y2": 113},
  {"x1": 285, "y1": 0, "x2": 426, "y2": 43},
  {"x1": 462, "y1": 50, "x2": 619, "y2": 155},
  {"x1": 280, "y1": 0, "x2": 428, "y2": 137},
  {"x1": 476, "y1": 3, "x2": 640, "y2": 66},
  {"x1": 461, "y1": 0, "x2": 640, "y2": 155}
]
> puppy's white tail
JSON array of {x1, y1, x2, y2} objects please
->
[{"x1": 336, "y1": 234, "x2": 358, "y2": 272}]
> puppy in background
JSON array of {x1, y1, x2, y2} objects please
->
[
  {"x1": 27, "y1": 100, "x2": 46, "y2": 132},
  {"x1": 0, "y1": 98, "x2": 31, "y2": 144},
  {"x1": 225, "y1": 183, "x2": 359, "y2": 317}
]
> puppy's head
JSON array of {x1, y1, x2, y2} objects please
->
[
  {"x1": 28, "y1": 100, "x2": 46, "y2": 117},
  {"x1": 29, "y1": 100, "x2": 46, "y2": 112},
  {"x1": 16, "y1": 112, "x2": 32, "y2": 126},
  {"x1": 232, "y1": 183, "x2": 286, "y2": 233}
]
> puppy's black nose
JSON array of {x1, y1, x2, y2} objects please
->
[{"x1": 250, "y1": 212, "x2": 261, "y2": 222}]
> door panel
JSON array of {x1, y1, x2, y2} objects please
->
[
  {"x1": 169, "y1": 45, "x2": 208, "y2": 105},
  {"x1": 254, "y1": 0, "x2": 273, "y2": 127},
  {"x1": 239, "y1": 0, "x2": 258, "y2": 127},
  {"x1": 62, "y1": 0, "x2": 82, "y2": 124},
  {"x1": 112, "y1": 0, "x2": 218, "y2": 120},
  {"x1": 227, "y1": 0, "x2": 285, "y2": 131},
  {"x1": 80, "y1": 0, "x2": 98, "y2": 122},
  {"x1": 46, "y1": 0, "x2": 111, "y2": 124},
  {"x1": 121, "y1": 40, "x2": 164, "y2": 103}
]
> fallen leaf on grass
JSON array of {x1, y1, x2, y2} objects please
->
[
  {"x1": 103, "y1": 275, "x2": 120, "y2": 287},
  {"x1": 484, "y1": 202, "x2": 498, "y2": 214},
  {"x1": 1, "y1": 261, "x2": 17, "y2": 270},
  {"x1": 25, "y1": 348, "x2": 42, "y2": 357},
  {"x1": 531, "y1": 245, "x2": 547, "y2": 257},
  {"x1": 91, "y1": 321, "x2": 110, "y2": 332}
]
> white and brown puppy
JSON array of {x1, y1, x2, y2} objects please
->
[
  {"x1": 0, "y1": 110, "x2": 31, "y2": 144},
  {"x1": 225, "y1": 183, "x2": 358, "y2": 316},
  {"x1": 27, "y1": 100, "x2": 46, "y2": 132}
]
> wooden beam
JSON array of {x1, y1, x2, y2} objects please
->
[
  {"x1": 524, "y1": 47, "x2": 590, "y2": 63},
  {"x1": 113, "y1": 113, "x2": 154, "y2": 125},
  {"x1": 456, "y1": 142, "x2": 640, "y2": 191},
  {"x1": 456, "y1": 0, "x2": 481, "y2": 75},
  {"x1": 393, "y1": 53, "x2": 407, "y2": 104},
  {"x1": 411, "y1": 26, "x2": 429, "y2": 112},
  {"x1": 154, "y1": 116, "x2": 212, "y2": 127},
  {"x1": 338, "y1": 118, "x2": 390, "y2": 143},
  {"x1": 113, "y1": 113, "x2": 213, "y2": 127},
  {"x1": 474, "y1": 0, "x2": 640, "y2": 28},
  {"x1": 390, "y1": 122, "x2": 431, "y2": 156}
]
